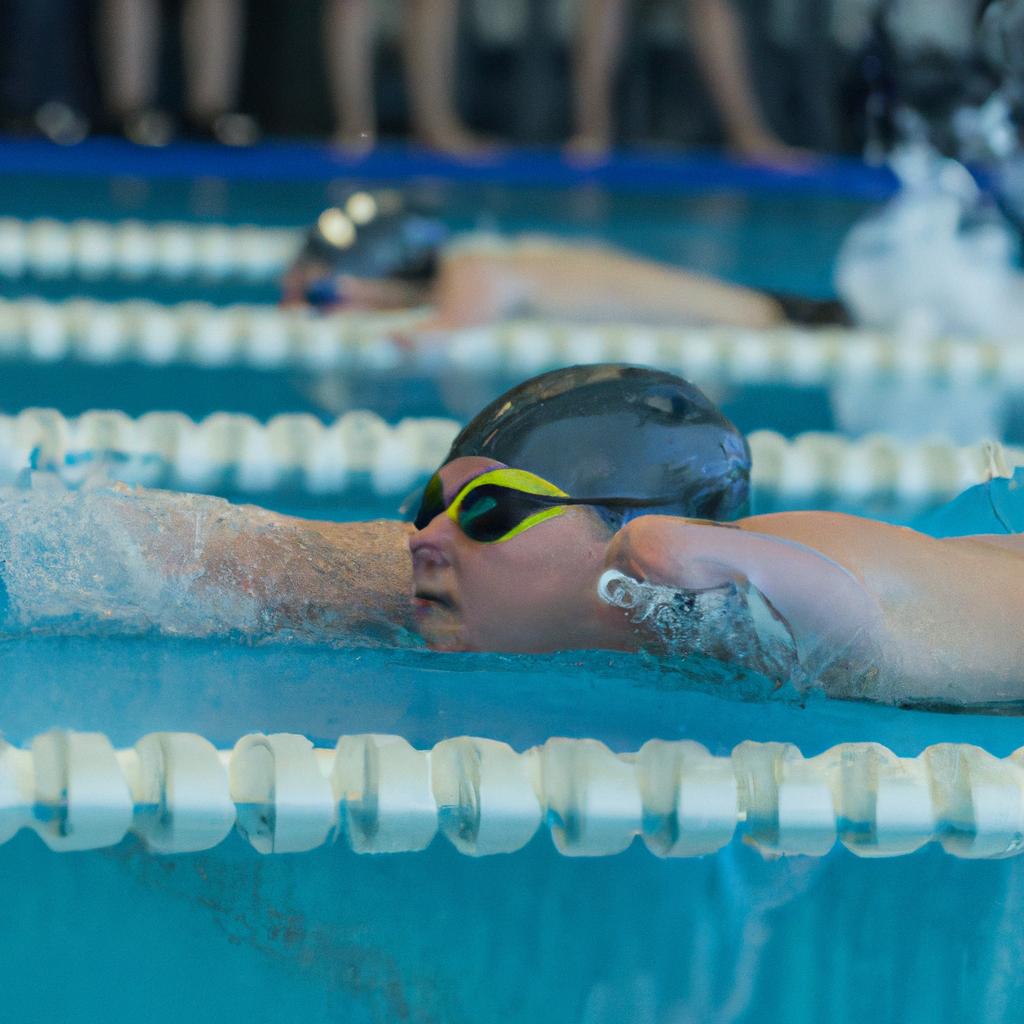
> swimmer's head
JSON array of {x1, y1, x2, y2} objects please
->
[
  {"x1": 409, "y1": 366, "x2": 749, "y2": 651},
  {"x1": 436, "y1": 364, "x2": 750, "y2": 527},
  {"x1": 410, "y1": 456, "x2": 634, "y2": 652},
  {"x1": 284, "y1": 190, "x2": 449, "y2": 310}
]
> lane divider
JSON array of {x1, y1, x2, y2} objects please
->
[
  {"x1": 0, "y1": 217, "x2": 298, "y2": 281},
  {"x1": 0, "y1": 407, "x2": 1016, "y2": 502},
  {"x1": 5, "y1": 730, "x2": 1023, "y2": 858},
  {"x1": 0, "y1": 296, "x2": 1021, "y2": 388}
]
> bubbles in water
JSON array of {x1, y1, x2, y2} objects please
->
[
  {"x1": 599, "y1": 569, "x2": 885, "y2": 703},
  {"x1": 598, "y1": 570, "x2": 802, "y2": 693}
]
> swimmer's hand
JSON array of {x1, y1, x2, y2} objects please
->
[
  {"x1": 597, "y1": 519, "x2": 687, "y2": 631},
  {"x1": 600, "y1": 516, "x2": 680, "y2": 587},
  {"x1": 600, "y1": 515, "x2": 745, "y2": 591}
]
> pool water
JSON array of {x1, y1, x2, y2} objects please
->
[
  {"x1": 0, "y1": 149, "x2": 1021, "y2": 1024},
  {"x1": 3, "y1": 637, "x2": 1024, "y2": 1024},
  {"x1": 0, "y1": 169, "x2": 869, "y2": 301}
]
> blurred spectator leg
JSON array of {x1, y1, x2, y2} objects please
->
[
  {"x1": 323, "y1": 0, "x2": 377, "y2": 154},
  {"x1": 567, "y1": 0, "x2": 628, "y2": 160},
  {"x1": 181, "y1": 0, "x2": 258, "y2": 144},
  {"x1": 687, "y1": 0, "x2": 810, "y2": 166},
  {"x1": 99, "y1": 0, "x2": 172, "y2": 144},
  {"x1": 401, "y1": 0, "x2": 490, "y2": 156}
]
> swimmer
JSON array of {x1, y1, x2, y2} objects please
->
[
  {"x1": 280, "y1": 192, "x2": 849, "y2": 333},
  {"x1": 412, "y1": 457, "x2": 1024, "y2": 709},
  {"x1": 402, "y1": 373, "x2": 1023, "y2": 709},
  {"x1": 0, "y1": 365, "x2": 748, "y2": 644},
  {"x1": 4, "y1": 363, "x2": 1020, "y2": 708}
]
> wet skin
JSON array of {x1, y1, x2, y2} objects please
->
[
  {"x1": 409, "y1": 456, "x2": 635, "y2": 653},
  {"x1": 409, "y1": 463, "x2": 1024, "y2": 705},
  {"x1": 602, "y1": 511, "x2": 1024, "y2": 705},
  {"x1": 14, "y1": 471, "x2": 1019, "y2": 707}
]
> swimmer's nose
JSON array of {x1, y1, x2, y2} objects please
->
[
  {"x1": 409, "y1": 527, "x2": 453, "y2": 571},
  {"x1": 410, "y1": 543, "x2": 450, "y2": 573}
]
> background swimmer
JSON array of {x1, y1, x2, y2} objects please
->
[{"x1": 281, "y1": 192, "x2": 849, "y2": 332}]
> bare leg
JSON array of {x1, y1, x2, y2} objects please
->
[
  {"x1": 567, "y1": 0, "x2": 628, "y2": 160},
  {"x1": 181, "y1": 0, "x2": 245, "y2": 122},
  {"x1": 324, "y1": 0, "x2": 377, "y2": 153},
  {"x1": 687, "y1": 0, "x2": 811, "y2": 166},
  {"x1": 401, "y1": 0, "x2": 490, "y2": 156},
  {"x1": 98, "y1": 0, "x2": 160, "y2": 117}
]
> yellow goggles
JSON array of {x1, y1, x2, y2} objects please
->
[
  {"x1": 414, "y1": 468, "x2": 569, "y2": 543},
  {"x1": 414, "y1": 467, "x2": 673, "y2": 544}
]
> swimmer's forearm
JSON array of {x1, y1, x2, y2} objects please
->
[
  {"x1": 605, "y1": 515, "x2": 880, "y2": 644},
  {"x1": 254, "y1": 517, "x2": 416, "y2": 632},
  {"x1": 163, "y1": 505, "x2": 415, "y2": 637}
]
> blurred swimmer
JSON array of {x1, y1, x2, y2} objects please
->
[{"x1": 281, "y1": 192, "x2": 848, "y2": 332}]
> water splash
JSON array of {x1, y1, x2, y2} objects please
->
[
  {"x1": 598, "y1": 570, "x2": 803, "y2": 695},
  {"x1": 836, "y1": 141, "x2": 1024, "y2": 341},
  {"x1": 0, "y1": 473, "x2": 410, "y2": 646},
  {"x1": 598, "y1": 569, "x2": 885, "y2": 704}
]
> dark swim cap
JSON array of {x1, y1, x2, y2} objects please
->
[
  {"x1": 442, "y1": 364, "x2": 750, "y2": 522},
  {"x1": 299, "y1": 190, "x2": 449, "y2": 283}
]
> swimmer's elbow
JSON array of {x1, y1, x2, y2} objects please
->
[{"x1": 605, "y1": 516, "x2": 740, "y2": 590}]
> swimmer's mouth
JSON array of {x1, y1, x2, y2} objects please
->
[{"x1": 414, "y1": 590, "x2": 454, "y2": 610}]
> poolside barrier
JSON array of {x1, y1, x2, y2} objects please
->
[
  {"x1": 1, "y1": 296, "x2": 1022, "y2": 389},
  {"x1": 0, "y1": 407, "x2": 1016, "y2": 503},
  {"x1": 3, "y1": 730, "x2": 1023, "y2": 859}
]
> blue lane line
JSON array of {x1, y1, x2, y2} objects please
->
[{"x1": 0, "y1": 135, "x2": 902, "y2": 199}]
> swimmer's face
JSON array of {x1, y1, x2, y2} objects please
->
[
  {"x1": 409, "y1": 457, "x2": 616, "y2": 652},
  {"x1": 281, "y1": 261, "x2": 428, "y2": 311}
]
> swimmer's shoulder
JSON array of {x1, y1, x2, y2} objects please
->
[{"x1": 942, "y1": 532, "x2": 1024, "y2": 556}]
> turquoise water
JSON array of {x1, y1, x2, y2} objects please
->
[
  {"x1": 2, "y1": 637, "x2": 1023, "y2": 1024},
  {"x1": 0, "y1": 172, "x2": 865, "y2": 432},
  {"x1": 0, "y1": 166, "x2": 1021, "y2": 1024}
]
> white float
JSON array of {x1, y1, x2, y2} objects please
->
[
  {"x1": 3, "y1": 730, "x2": 1024, "y2": 859},
  {"x1": 0, "y1": 407, "x2": 1017, "y2": 503}
]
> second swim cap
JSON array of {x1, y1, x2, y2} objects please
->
[
  {"x1": 443, "y1": 364, "x2": 750, "y2": 521},
  {"x1": 299, "y1": 190, "x2": 449, "y2": 283}
]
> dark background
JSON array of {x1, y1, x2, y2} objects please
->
[{"x1": 0, "y1": 0, "x2": 873, "y2": 151}]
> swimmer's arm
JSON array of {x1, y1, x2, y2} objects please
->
[
  {"x1": 602, "y1": 514, "x2": 881, "y2": 649},
  {"x1": 198, "y1": 512, "x2": 417, "y2": 632},
  {"x1": 959, "y1": 533, "x2": 1024, "y2": 554},
  {"x1": 421, "y1": 241, "x2": 785, "y2": 332},
  {"x1": 113, "y1": 487, "x2": 417, "y2": 634}
]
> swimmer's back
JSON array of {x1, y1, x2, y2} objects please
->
[{"x1": 740, "y1": 511, "x2": 1024, "y2": 704}]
